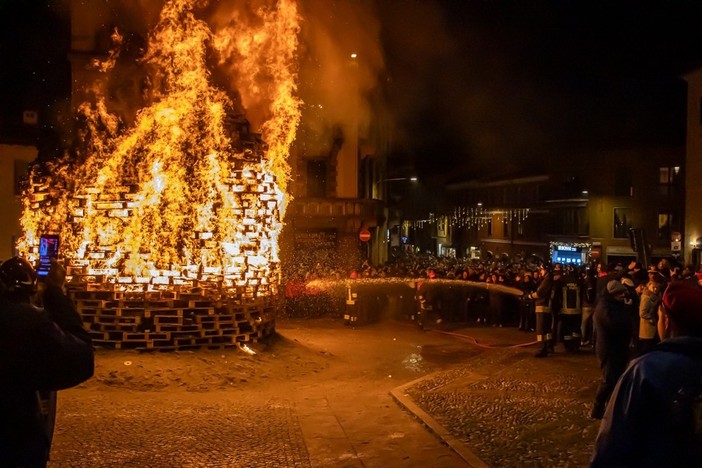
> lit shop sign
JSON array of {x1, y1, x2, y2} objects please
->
[{"x1": 550, "y1": 242, "x2": 590, "y2": 265}]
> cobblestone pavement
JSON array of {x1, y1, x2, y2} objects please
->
[
  {"x1": 47, "y1": 319, "x2": 470, "y2": 467},
  {"x1": 50, "y1": 391, "x2": 310, "y2": 467},
  {"x1": 402, "y1": 332, "x2": 603, "y2": 467},
  {"x1": 46, "y1": 319, "x2": 605, "y2": 467}
]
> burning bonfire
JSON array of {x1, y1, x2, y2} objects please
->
[{"x1": 17, "y1": 0, "x2": 301, "y2": 350}]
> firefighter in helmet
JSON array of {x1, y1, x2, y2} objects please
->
[
  {"x1": 415, "y1": 268, "x2": 437, "y2": 329},
  {"x1": 559, "y1": 267, "x2": 583, "y2": 353},
  {"x1": 530, "y1": 264, "x2": 558, "y2": 357},
  {"x1": 344, "y1": 270, "x2": 360, "y2": 326}
]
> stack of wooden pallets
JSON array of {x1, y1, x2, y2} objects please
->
[
  {"x1": 23, "y1": 159, "x2": 281, "y2": 352},
  {"x1": 68, "y1": 283, "x2": 276, "y2": 351}
]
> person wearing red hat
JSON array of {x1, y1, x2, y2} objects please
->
[{"x1": 591, "y1": 282, "x2": 702, "y2": 467}]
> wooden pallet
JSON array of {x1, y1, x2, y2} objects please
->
[{"x1": 70, "y1": 285, "x2": 277, "y2": 351}]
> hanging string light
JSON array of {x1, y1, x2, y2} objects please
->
[
  {"x1": 409, "y1": 207, "x2": 530, "y2": 232},
  {"x1": 444, "y1": 207, "x2": 530, "y2": 229}
]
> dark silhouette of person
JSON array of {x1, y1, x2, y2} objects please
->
[
  {"x1": 591, "y1": 280, "x2": 631, "y2": 419},
  {"x1": 0, "y1": 257, "x2": 94, "y2": 467},
  {"x1": 592, "y1": 282, "x2": 702, "y2": 466}
]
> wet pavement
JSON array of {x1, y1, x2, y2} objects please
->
[
  {"x1": 395, "y1": 325, "x2": 602, "y2": 466},
  {"x1": 48, "y1": 318, "x2": 602, "y2": 467}
]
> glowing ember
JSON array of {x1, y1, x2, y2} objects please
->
[{"x1": 18, "y1": 0, "x2": 301, "y2": 297}]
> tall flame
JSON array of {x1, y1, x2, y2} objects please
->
[
  {"x1": 18, "y1": 0, "x2": 301, "y2": 294},
  {"x1": 212, "y1": 0, "x2": 301, "y2": 197}
]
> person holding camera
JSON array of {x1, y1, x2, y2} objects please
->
[{"x1": 0, "y1": 257, "x2": 94, "y2": 467}]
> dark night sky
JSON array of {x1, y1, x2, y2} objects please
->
[
  {"x1": 3, "y1": 0, "x2": 702, "y2": 181},
  {"x1": 0, "y1": 0, "x2": 70, "y2": 149},
  {"x1": 378, "y1": 0, "x2": 702, "y2": 183}
]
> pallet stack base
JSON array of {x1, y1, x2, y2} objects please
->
[{"x1": 68, "y1": 284, "x2": 276, "y2": 351}]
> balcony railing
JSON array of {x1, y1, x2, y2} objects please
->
[{"x1": 289, "y1": 197, "x2": 382, "y2": 220}]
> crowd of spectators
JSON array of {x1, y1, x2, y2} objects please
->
[{"x1": 283, "y1": 253, "x2": 702, "y2": 329}]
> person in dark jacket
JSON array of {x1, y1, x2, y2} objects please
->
[
  {"x1": 591, "y1": 282, "x2": 702, "y2": 467},
  {"x1": 580, "y1": 267, "x2": 597, "y2": 346},
  {"x1": 558, "y1": 271, "x2": 582, "y2": 353},
  {"x1": 415, "y1": 269, "x2": 437, "y2": 329},
  {"x1": 590, "y1": 280, "x2": 632, "y2": 420},
  {"x1": 0, "y1": 257, "x2": 94, "y2": 467},
  {"x1": 595, "y1": 263, "x2": 620, "y2": 305},
  {"x1": 530, "y1": 265, "x2": 555, "y2": 357},
  {"x1": 548, "y1": 265, "x2": 564, "y2": 349}
]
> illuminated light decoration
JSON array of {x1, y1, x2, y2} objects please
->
[
  {"x1": 412, "y1": 207, "x2": 530, "y2": 231},
  {"x1": 548, "y1": 241, "x2": 592, "y2": 266},
  {"x1": 17, "y1": 0, "x2": 301, "y2": 350},
  {"x1": 454, "y1": 207, "x2": 530, "y2": 229},
  {"x1": 410, "y1": 217, "x2": 432, "y2": 229}
]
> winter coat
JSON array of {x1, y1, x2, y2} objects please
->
[
  {"x1": 594, "y1": 293, "x2": 631, "y2": 366},
  {"x1": 0, "y1": 285, "x2": 94, "y2": 467},
  {"x1": 531, "y1": 274, "x2": 553, "y2": 310},
  {"x1": 591, "y1": 337, "x2": 702, "y2": 467},
  {"x1": 638, "y1": 288, "x2": 661, "y2": 340},
  {"x1": 581, "y1": 275, "x2": 597, "y2": 308}
]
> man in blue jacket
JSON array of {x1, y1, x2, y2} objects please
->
[
  {"x1": 0, "y1": 257, "x2": 94, "y2": 467},
  {"x1": 591, "y1": 281, "x2": 702, "y2": 467}
]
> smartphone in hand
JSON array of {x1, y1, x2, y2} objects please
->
[{"x1": 37, "y1": 235, "x2": 60, "y2": 278}]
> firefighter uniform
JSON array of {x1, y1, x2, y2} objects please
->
[
  {"x1": 559, "y1": 274, "x2": 582, "y2": 353},
  {"x1": 343, "y1": 274, "x2": 360, "y2": 326},
  {"x1": 415, "y1": 281, "x2": 433, "y2": 329},
  {"x1": 531, "y1": 268, "x2": 554, "y2": 357},
  {"x1": 415, "y1": 270, "x2": 437, "y2": 329}
]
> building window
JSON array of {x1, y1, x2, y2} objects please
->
[
  {"x1": 486, "y1": 218, "x2": 492, "y2": 236},
  {"x1": 503, "y1": 216, "x2": 509, "y2": 238},
  {"x1": 614, "y1": 168, "x2": 632, "y2": 197},
  {"x1": 613, "y1": 208, "x2": 633, "y2": 238},
  {"x1": 658, "y1": 212, "x2": 675, "y2": 240},
  {"x1": 306, "y1": 160, "x2": 327, "y2": 198},
  {"x1": 549, "y1": 207, "x2": 588, "y2": 236},
  {"x1": 659, "y1": 166, "x2": 681, "y2": 196}
]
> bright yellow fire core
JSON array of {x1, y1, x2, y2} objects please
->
[{"x1": 18, "y1": 0, "x2": 301, "y2": 296}]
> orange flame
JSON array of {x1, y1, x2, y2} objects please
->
[
  {"x1": 211, "y1": 0, "x2": 301, "y2": 197},
  {"x1": 18, "y1": 0, "x2": 301, "y2": 295}
]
